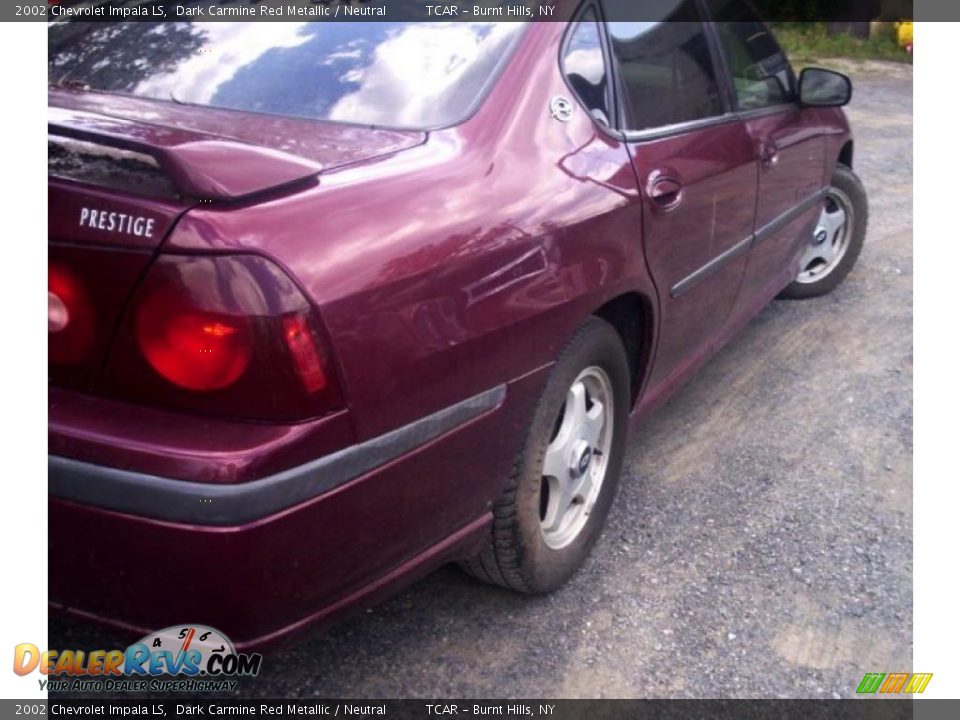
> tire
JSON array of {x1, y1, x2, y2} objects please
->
[
  {"x1": 460, "y1": 316, "x2": 630, "y2": 593},
  {"x1": 779, "y1": 164, "x2": 868, "y2": 299}
]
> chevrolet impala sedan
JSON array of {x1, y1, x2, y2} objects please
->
[{"x1": 48, "y1": 2, "x2": 866, "y2": 648}]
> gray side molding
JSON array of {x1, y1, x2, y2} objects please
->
[
  {"x1": 753, "y1": 187, "x2": 829, "y2": 246},
  {"x1": 670, "y1": 187, "x2": 828, "y2": 299},
  {"x1": 50, "y1": 385, "x2": 506, "y2": 526}
]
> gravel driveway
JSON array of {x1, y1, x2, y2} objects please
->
[{"x1": 50, "y1": 61, "x2": 913, "y2": 700}]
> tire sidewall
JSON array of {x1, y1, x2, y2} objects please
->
[
  {"x1": 513, "y1": 318, "x2": 630, "y2": 592},
  {"x1": 781, "y1": 164, "x2": 868, "y2": 299}
]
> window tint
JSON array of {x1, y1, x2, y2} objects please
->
[
  {"x1": 606, "y1": 0, "x2": 724, "y2": 132},
  {"x1": 707, "y1": 0, "x2": 795, "y2": 109},
  {"x1": 563, "y1": 8, "x2": 611, "y2": 126},
  {"x1": 48, "y1": 18, "x2": 526, "y2": 129}
]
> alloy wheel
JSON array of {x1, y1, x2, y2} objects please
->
[
  {"x1": 796, "y1": 187, "x2": 854, "y2": 284},
  {"x1": 539, "y1": 366, "x2": 615, "y2": 550}
]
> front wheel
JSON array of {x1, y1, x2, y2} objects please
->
[
  {"x1": 779, "y1": 164, "x2": 868, "y2": 299},
  {"x1": 460, "y1": 316, "x2": 630, "y2": 593}
]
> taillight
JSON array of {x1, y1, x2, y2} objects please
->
[
  {"x1": 106, "y1": 254, "x2": 342, "y2": 422},
  {"x1": 48, "y1": 263, "x2": 95, "y2": 365},
  {"x1": 282, "y1": 314, "x2": 327, "y2": 394},
  {"x1": 136, "y1": 289, "x2": 253, "y2": 391}
]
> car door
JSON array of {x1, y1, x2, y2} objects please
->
[
  {"x1": 603, "y1": 1, "x2": 758, "y2": 389},
  {"x1": 705, "y1": 0, "x2": 829, "y2": 310}
]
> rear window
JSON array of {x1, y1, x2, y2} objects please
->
[{"x1": 48, "y1": 19, "x2": 527, "y2": 129}]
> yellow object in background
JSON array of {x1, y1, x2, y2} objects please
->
[{"x1": 896, "y1": 21, "x2": 913, "y2": 50}]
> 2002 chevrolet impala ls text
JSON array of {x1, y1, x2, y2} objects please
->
[{"x1": 48, "y1": 2, "x2": 867, "y2": 648}]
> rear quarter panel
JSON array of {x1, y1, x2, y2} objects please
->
[{"x1": 166, "y1": 23, "x2": 656, "y2": 441}]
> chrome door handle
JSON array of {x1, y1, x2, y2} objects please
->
[
  {"x1": 647, "y1": 174, "x2": 684, "y2": 210},
  {"x1": 759, "y1": 142, "x2": 779, "y2": 168}
]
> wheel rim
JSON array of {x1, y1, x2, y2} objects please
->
[
  {"x1": 539, "y1": 366, "x2": 615, "y2": 550},
  {"x1": 796, "y1": 187, "x2": 854, "y2": 285}
]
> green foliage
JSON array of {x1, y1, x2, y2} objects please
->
[{"x1": 773, "y1": 22, "x2": 911, "y2": 64}]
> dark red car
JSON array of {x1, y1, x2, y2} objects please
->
[{"x1": 48, "y1": 3, "x2": 866, "y2": 649}]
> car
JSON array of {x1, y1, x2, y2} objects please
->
[{"x1": 48, "y1": 1, "x2": 866, "y2": 649}]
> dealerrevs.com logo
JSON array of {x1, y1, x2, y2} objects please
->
[{"x1": 14, "y1": 625, "x2": 262, "y2": 693}]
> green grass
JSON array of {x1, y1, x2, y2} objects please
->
[{"x1": 773, "y1": 23, "x2": 912, "y2": 65}]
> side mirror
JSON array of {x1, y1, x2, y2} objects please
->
[{"x1": 798, "y1": 68, "x2": 852, "y2": 107}]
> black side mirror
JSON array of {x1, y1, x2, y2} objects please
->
[{"x1": 798, "y1": 68, "x2": 853, "y2": 107}]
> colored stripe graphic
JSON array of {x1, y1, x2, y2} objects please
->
[
  {"x1": 857, "y1": 672, "x2": 933, "y2": 694},
  {"x1": 879, "y1": 673, "x2": 909, "y2": 693},
  {"x1": 857, "y1": 673, "x2": 885, "y2": 694},
  {"x1": 903, "y1": 673, "x2": 933, "y2": 694}
]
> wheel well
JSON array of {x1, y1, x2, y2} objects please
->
[
  {"x1": 839, "y1": 140, "x2": 854, "y2": 169},
  {"x1": 593, "y1": 293, "x2": 652, "y2": 406}
]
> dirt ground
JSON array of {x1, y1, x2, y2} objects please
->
[{"x1": 50, "y1": 61, "x2": 913, "y2": 699}]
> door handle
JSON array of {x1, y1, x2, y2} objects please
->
[
  {"x1": 647, "y1": 173, "x2": 684, "y2": 210},
  {"x1": 759, "y1": 142, "x2": 779, "y2": 168}
]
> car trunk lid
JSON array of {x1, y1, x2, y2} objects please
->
[
  {"x1": 49, "y1": 87, "x2": 426, "y2": 203},
  {"x1": 48, "y1": 90, "x2": 425, "y2": 385}
]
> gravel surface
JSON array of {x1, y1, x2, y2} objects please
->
[{"x1": 50, "y1": 61, "x2": 913, "y2": 699}]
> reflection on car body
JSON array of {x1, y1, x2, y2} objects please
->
[{"x1": 48, "y1": 1, "x2": 866, "y2": 648}]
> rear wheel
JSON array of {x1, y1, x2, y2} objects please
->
[
  {"x1": 460, "y1": 317, "x2": 630, "y2": 593},
  {"x1": 779, "y1": 164, "x2": 868, "y2": 299}
]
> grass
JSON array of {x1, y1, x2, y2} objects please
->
[{"x1": 773, "y1": 23, "x2": 912, "y2": 65}]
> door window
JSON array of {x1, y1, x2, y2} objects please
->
[
  {"x1": 606, "y1": 0, "x2": 724, "y2": 132},
  {"x1": 562, "y1": 7, "x2": 612, "y2": 126},
  {"x1": 706, "y1": 0, "x2": 796, "y2": 110}
]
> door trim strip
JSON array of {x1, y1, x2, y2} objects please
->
[
  {"x1": 753, "y1": 188, "x2": 829, "y2": 247},
  {"x1": 670, "y1": 235, "x2": 752, "y2": 299},
  {"x1": 669, "y1": 187, "x2": 828, "y2": 299}
]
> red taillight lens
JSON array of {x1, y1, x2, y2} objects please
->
[
  {"x1": 283, "y1": 314, "x2": 327, "y2": 394},
  {"x1": 136, "y1": 290, "x2": 253, "y2": 391},
  {"x1": 48, "y1": 263, "x2": 95, "y2": 365},
  {"x1": 107, "y1": 254, "x2": 343, "y2": 422}
]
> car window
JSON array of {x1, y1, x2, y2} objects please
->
[
  {"x1": 706, "y1": 0, "x2": 796, "y2": 110},
  {"x1": 48, "y1": 17, "x2": 527, "y2": 130},
  {"x1": 563, "y1": 7, "x2": 612, "y2": 126},
  {"x1": 605, "y1": 0, "x2": 724, "y2": 133}
]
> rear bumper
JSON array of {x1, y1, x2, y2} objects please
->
[
  {"x1": 48, "y1": 370, "x2": 548, "y2": 649},
  {"x1": 50, "y1": 503, "x2": 492, "y2": 652},
  {"x1": 50, "y1": 386, "x2": 505, "y2": 526}
]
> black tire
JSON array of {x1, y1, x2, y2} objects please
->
[
  {"x1": 460, "y1": 316, "x2": 630, "y2": 593},
  {"x1": 779, "y1": 164, "x2": 868, "y2": 299}
]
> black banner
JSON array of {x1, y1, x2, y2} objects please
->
[
  {"x1": 8, "y1": 699, "x2": 960, "y2": 719},
  {"x1": 6, "y1": 0, "x2": 940, "y2": 24}
]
